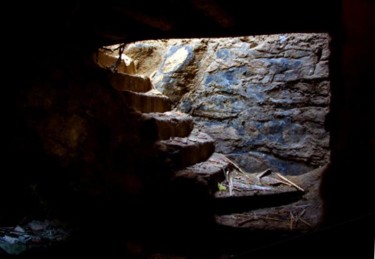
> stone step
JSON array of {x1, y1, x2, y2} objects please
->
[
  {"x1": 213, "y1": 190, "x2": 302, "y2": 215},
  {"x1": 110, "y1": 72, "x2": 152, "y2": 92},
  {"x1": 212, "y1": 170, "x2": 304, "y2": 215},
  {"x1": 144, "y1": 111, "x2": 194, "y2": 140},
  {"x1": 214, "y1": 199, "x2": 316, "y2": 232},
  {"x1": 174, "y1": 153, "x2": 230, "y2": 193},
  {"x1": 122, "y1": 89, "x2": 172, "y2": 113},
  {"x1": 161, "y1": 130, "x2": 215, "y2": 169},
  {"x1": 214, "y1": 167, "x2": 324, "y2": 231},
  {"x1": 94, "y1": 48, "x2": 136, "y2": 74}
]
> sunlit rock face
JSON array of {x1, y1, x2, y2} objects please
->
[{"x1": 125, "y1": 33, "x2": 330, "y2": 175}]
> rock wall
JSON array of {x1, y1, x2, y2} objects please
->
[{"x1": 125, "y1": 33, "x2": 330, "y2": 174}]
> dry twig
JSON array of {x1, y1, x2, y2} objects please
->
[
  {"x1": 256, "y1": 169, "x2": 272, "y2": 179},
  {"x1": 238, "y1": 218, "x2": 257, "y2": 226},
  {"x1": 275, "y1": 173, "x2": 305, "y2": 192},
  {"x1": 224, "y1": 157, "x2": 251, "y2": 180},
  {"x1": 294, "y1": 209, "x2": 312, "y2": 227},
  {"x1": 298, "y1": 209, "x2": 306, "y2": 218},
  {"x1": 299, "y1": 218, "x2": 312, "y2": 227},
  {"x1": 274, "y1": 178, "x2": 293, "y2": 187},
  {"x1": 289, "y1": 211, "x2": 295, "y2": 230}
]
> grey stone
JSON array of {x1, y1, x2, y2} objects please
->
[
  {"x1": 126, "y1": 33, "x2": 331, "y2": 174},
  {"x1": 227, "y1": 151, "x2": 314, "y2": 175}
]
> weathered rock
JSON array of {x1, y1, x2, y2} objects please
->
[
  {"x1": 122, "y1": 89, "x2": 172, "y2": 113},
  {"x1": 110, "y1": 72, "x2": 152, "y2": 92},
  {"x1": 175, "y1": 153, "x2": 229, "y2": 192},
  {"x1": 143, "y1": 111, "x2": 194, "y2": 140},
  {"x1": 161, "y1": 130, "x2": 215, "y2": 169},
  {"x1": 124, "y1": 40, "x2": 166, "y2": 75},
  {"x1": 125, "y1": 33, "x2": 331, "y2": 174},
  {"x1": 94, "y1": 47, "x2": 136, "y2": 74},
  {"x1": 125, "y1": 38, "x2": 208, "y2": 103}
]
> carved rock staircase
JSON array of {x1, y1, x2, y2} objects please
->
[
  {"x1": 94, "y1": 47, "x2": 306, "y2": 237},
  {"x1": 95, "y1": 47, "x2": 228, "y2": 194}
]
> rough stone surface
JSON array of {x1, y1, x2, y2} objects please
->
[
  {"x1": 177, "y1": 153, "x2": 229, "y2": 177},
  {"x1": 122, "y1": 89, "x2": 172, "y2": 113},
  {"x1": 125, "y1": 39, "x2": 207, "y2": 103},
  {"x1": 161, "y1": 130, "x2": 215, "y2": 169},
  {"x1": 94, "y1": 48, "x2": 136, "y2": 74},
  {"x1": 175, "y1": 152, "x2": 229, "y2": 186},
  {"x1": 110, "y1": 72, "x2": 152, "y2": 92},
  {"x1": 144, "y1": 111, "x2": 194, "y2": 140},
  {"x1": 124, "y1": 40, "x2": 166, "y2": 75},
  {"x1": 124, "y1": 33, "x2": 330, "y2": 174}
]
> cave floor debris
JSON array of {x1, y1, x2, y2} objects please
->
[
  {"x1": 214, "y1": 165, "x2": 326, "y2": 231},
  {"x1": 0, "y1": 219, "x2": 71, "y2": 256}
]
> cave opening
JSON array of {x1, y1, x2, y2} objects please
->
[
  {"x1": 2, "y1": 0, "x2": 374, "y2": 258},
  {"x1": 91, "y1": 32, "x2": 331, "y2": 250},
  {"x1": 0, "y1": 32, "x2": 332, "y2": 258}
]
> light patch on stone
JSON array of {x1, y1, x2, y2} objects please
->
[
  {"x1": 163, "y1": 47, "x2": 189, "y2": 73},
  {"x1": 279, "y1": 35, "x2": 287, "y2": 44},
  {"x1": 121, "y1": 54, "x2": 133, "y2": 67},
  {"x1": 154, "y1": 74, "x2": 164, "y2": 84}
]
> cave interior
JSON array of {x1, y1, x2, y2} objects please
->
[{"x1": 1, "y1": 0, "x2": 374, "y2": 258}]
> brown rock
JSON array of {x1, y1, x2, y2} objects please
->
[
  {"x1": 161, "y1": 130, "x2": 215, "y2": 169},
  {"x1": 175, "y1": 153, "x2": 230, "y2": 192},
  {"x1": 144, "y1": 111, "x2": 194, "y2": 140},
  {"x1": 110, "y1": 72, "x2": 152, "y2": 92},
  {"x1": 122, "y1": 89, "x2": 172, "y2": 113},
  {"x1": 94, "y1": 48, "x2": 136, "y2": 74}
]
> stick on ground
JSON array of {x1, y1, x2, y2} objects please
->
[
  {"x1": 275, "y1": 173, "x2": 305, "y2": 192},
  {"x1": 224, "y1": 157, "x2": 252, "y2": 181},
  {"x1": 256, "y1": 169, "x2": 272, "y2": 179}
]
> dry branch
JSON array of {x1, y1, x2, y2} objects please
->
[
  {"x1": 274, "y1": 178, "x2": 293, "y2": 187},
  {"x1": 275, "y1": 173, "x2": 305, "y2": 192},
  {"x1": 224, "y1": 157, "x2": 252, "y2": 181},
  {"x1": 256, "y1": 169, "x2": 272, "y2": 179},
  {"x1": 238, "y1": 218, "x2": 258, "y2": 226},
  {"x1": 299, "y1": 218, "x2": 312, "y2": 227},
  {"x1": 289, "y1": 211, "x2": 295, "y2": 230}
]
